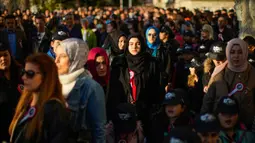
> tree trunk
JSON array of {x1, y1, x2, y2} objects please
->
[
  {"x1": 19, "y1": 0, "x2": 30, "y2": 11},
  {"x1": 76, "y1": 0, "x2": 80, "y2": 8},
  {"x1": 24, "y1": 0, "x2": 30, "y2": 9}
]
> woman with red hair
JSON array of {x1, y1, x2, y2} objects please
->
[{"x1": 87, "y1": 47, "x2": 110, "y2": 94}]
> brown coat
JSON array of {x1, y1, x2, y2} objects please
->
[{"x1": 201, "y1": 64, "x2": 255, "y2": 128}]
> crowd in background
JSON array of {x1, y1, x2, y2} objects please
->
[{"x1": 0, "y1": 5, "x2": 255, "y2": 143}]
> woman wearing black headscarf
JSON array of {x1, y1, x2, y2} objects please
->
[
  {"x1": 109, "y1": 33, "x2": 127, "y2": 64},
  {"x1": 107, "y1": 34, "x2": 162, "y2": 136}
]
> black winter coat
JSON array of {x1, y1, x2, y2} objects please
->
[
  {"x1": 11, "y1": 100, "x2": 70, "y2": 143},
  {"x1": 0, "y1": 61, "x2": 22, "y2": 142},
  {"x1": 147, "y1": 45, "x2": 171, "y2": 87},
  {"x1": 148, "y1": 110, "x2": 194, "y2": 143},
  {"x1": 214, "y1": 26, "x2": 234, "y2": 42},
  {"x1": 107, "y1": 55, "x2": 163, "y2": 135}
]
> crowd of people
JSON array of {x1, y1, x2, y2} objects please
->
[{"x1": 0, "y1": 5, "x2": 255, "y2": 143}]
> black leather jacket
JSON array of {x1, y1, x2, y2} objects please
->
[
  {"x1": 11, "y1": 100, "x2": 70, "y2": 143},
  {"x1": 147, "y1": 44, "x2": 172, "y2": 87}
]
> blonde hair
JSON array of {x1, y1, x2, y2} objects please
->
[
  {"x1": 202, "y1": 24, "x2": 214, "y2": 40},
  {"x1": 203, "y1": 58, "x2": 214, "y2": 74}
]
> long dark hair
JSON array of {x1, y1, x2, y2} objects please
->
[
  {"x1": 9, "y1": 53, "x2": 65, "y2": 139},
  {"x1": 0, "y1": 50, "x2": 22, "y2": 85}
]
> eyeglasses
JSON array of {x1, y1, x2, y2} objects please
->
[
  {"x1": 148, "y1": 33, "x2": 156, "y2": 37},
  {"x1": 21, "y1": 69, "x2": 41, "y2": 79}
]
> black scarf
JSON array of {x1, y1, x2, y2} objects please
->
[
  {"x1": 125, "y1": 34, "x2": 151, "y2": 101},
  {"x1": 111, "y1": 33, "x2": 126, "y2": 56},
  {"x1": 125, "y1": 34, "x2": 149, "y2": 74}
]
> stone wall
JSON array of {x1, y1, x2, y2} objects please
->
[
  {"x1": 151, "y1": 0, "x2": 235, "y2": 10},
  {"x1": 174, "y1": 0, "x2": 235, "y2": 11}
]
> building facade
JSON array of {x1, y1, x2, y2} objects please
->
[{"x1": 150, "y1": 0, "x2": 234, "y2": 11}]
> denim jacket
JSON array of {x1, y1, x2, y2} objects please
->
[{"x1": 66, "y1": 72, "x2": 106, "y2": 143}]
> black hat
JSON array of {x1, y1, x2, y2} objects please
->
[
  {"x1": 184, "y1": 21, "x2": 192, "y2": 27},
  {"x1": 190, "y1": 57, "x2": 203, "y2": 68},
  {"x1": 112, "y1": 103, "x2": 137, "y2": 134},
  {"x1": 248, "y1": 54, "x2": 255, "y2": 64},
  {"x1": 163, "y1": 90, "x2": 185, "y2": 106},
  {"x1": 52, "y1": 31, "x2": 69, "y2": 41},
  {"x1": 0, "y1": 42, "x2": 9, "y2": 51},
  {"x1": 194, "y1": 113, "x2": 220, "y2": 133},
  {"x1": 206, "y1": 41, "x2": 226, "y2": 61},
  {"x1": 168, "y1": 127, "x2": 202, "y2": 143},
  {"x1": 243, "y1": 36, "x2": 255, "y2": 46},
  {"x1": 183, "y1": 31, "x2": 194, "y2": 37},
  {"x1": 177, "y1": 44, "x2": 197, "y2": 56},
  {"x1": 216, "y1": 96, "x2": 239, "y2": 115}
]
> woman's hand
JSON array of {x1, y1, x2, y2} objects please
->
[{"x1": 204, "y1": 86, "x2": 209, "y2": 93}]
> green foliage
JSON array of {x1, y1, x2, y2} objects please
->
[{"x1": 44, "y1": 0, "x2": 57, "y2": 11}]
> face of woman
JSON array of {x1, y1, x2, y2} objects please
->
[
  {"x1": 95, "y1": 55, "x2": 107, "y2": 77},
  {"x1": 0, "y1": 50, "x2": 11, "y2": 70},
  {"x1": 118, "y1": 36, "x2": 126, "y2": 50},
  {"x1": 201, "y1": 30, "x2": 209, "y2": 39},
  {"x1": 55, "y1": 46, "x2": 70, "y2": 75},
  {"x1": 218, "y1": 113, "x2": 238, "y2": 130},
  {"x1": 22, "y1": 63, "x2": 42, "y2": 92},
  {"x1": 128, "y1": 38, "x2": 141, "y2": 56},
  {"x1": 106, "y1": 24, "x2": 113, "y2": 33},
  {"x1": 147, "y1": 29, "x2": 157, "y2": 44},
  {"x1": 229, "y1": 45, "x2": 243, "y2": 68}
]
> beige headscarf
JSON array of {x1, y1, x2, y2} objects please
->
[{"x1": 208, "y1": 38, "x2": 248, "y2": 87}]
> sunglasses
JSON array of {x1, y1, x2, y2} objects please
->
[
  {"x1": 148, "y1": 33, "x2": 156, "y2": 37},
  {"x1": 21, "y1": 69, "x2": 41, "y2": 79}
]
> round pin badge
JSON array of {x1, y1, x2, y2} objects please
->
[
  {"x1": 228, "y1": 83, "x2": 244, "y2": 97},
  {"x1": 236, "y1": 83, "x2": 244, "y2": 91},
  {"x1": 19, "y1": 107, "x2": 37, "y2": 125}
]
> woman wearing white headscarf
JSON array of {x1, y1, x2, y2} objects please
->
[
  {"x1": 55, "y1": 38, "x2": 106, "y2": 143},
  {"x1": 201, "y1": 38, "x2": 255, "y2": 130}
]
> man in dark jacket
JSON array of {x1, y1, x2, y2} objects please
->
[
  {"x1": 34, "y1": 15, "x2": 52, "y2": 53},
  {"x1": 103, "y1": 20, "x2": 121, "y2": 55},
  {"x1": 60, "y1": 13, "x2": 82, "y2": 39},
  {"x1": 214, "y1": 16, "x2": 234, "y2": 42},
  {"x1": 5, "y1": 15, "x2": 27, "y2": 63}
]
